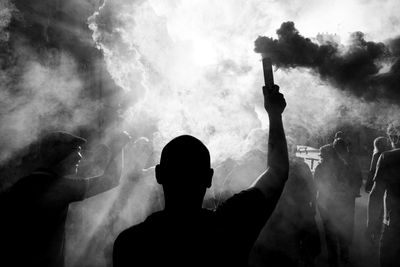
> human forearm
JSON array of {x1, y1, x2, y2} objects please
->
[
  {"x1": 85, "y1": 151, "x2": 123, "y2": 198},
  {"x1": 267, "y1": 114, "x2": 288, "y2": 176},
  {"x1": 252, "y1": 85, "x2": 288, "y2": 198}
]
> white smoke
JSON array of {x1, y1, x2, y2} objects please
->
[
  {"x1": 90, "y1": 0, "x2": 400, "y2": 166},
  {"x1": 66, "y1": 1, "x2": 400, "y2": 266},
  {"x1": 0, "y1": 44, "x2": 100, "y2": 163}
]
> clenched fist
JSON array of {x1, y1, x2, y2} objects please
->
[{"x1": 263, "y1": 84, "x2": 286, "y2": 116}]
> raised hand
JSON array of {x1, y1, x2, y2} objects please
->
[
  {"x1": 263, "y1": 84, "x2": 286, "y2": 116},
  {"x1": 109, "y1": 131, "x2": 132, "y2": 156}
]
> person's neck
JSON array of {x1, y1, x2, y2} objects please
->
[{"x1": 164, "y1": 204, "x2": 203, "y2": 215}]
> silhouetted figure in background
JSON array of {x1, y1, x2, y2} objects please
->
[
  {"x1": 368, "y1": 123, "x2": 400, "y2": 267},
  {"x1": 0, "y1": 131, "x2": 130, "y2": 267},
  {"x1": 333, "y1": 138, "x2": 363, "y2": 264},
  {"x1": 365, "y1": 137, "x2": 391, "y2": 193},
  {"x1": 334, "y1": 131, "x2": 344, "y2": 141},
  {"x1": 113, "y1": 85, "x2": 289, "y2": 267},
  {"x1": 253, "y1": 141, "x2": 320, "y2": 267},
  {"x1": 314, "y1": 144, "x2": 348, "y2": 267},
  {"x1": 334, "y1": 138, "x2": 363, "y2": 199},
  {"x1": 77, "y1": 137, "x2": 159, "y2": 267}
]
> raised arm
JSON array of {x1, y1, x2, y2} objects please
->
[
  {"x1": 84, "y1": 132, "x2": 131, "y2": 198},
  {"x1": 251, "y1": 85, "x2": 289, "y2": 201}
]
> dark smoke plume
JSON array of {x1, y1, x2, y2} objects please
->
[{"x1": 255, "y1": 21, "x2": 400, "y2": 101}]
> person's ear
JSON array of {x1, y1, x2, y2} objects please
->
[
  {"x1": 205, "y1": 168, "x2": 214, "y2": 188},
  {"x1": 155, "y1": 164, "x2": 163, "y2": 185}
]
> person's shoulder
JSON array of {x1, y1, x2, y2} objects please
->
[
  {"x1": 314, "y1": 163, "x2": 323, "y2": 172},
  {"x1": 113, "y1": 218, "x2": 156, "y2": 266},
  {"x1": 381, "y1": 149, "x2": 400, "y2": 161},
  {"x1": 228, "y1": 187, "x2": 265, "y2": 202},
  {"x1": 116, "y1": 212, "x2": 164, "y2": 243},
  {"x1": 116, "y1": 224, "x2": 143, "y2": 245},
  {"x1": 291, "y1": 158, "x2": 312, "y2": 173},
  {"x1": 375, "y1": 149, "x2": 400, "y2": 168},
  {"x1": 114, "y1": 221, "x2": 149, "y2": 255},
  {"x1": 217, "y1": 187, "x2": 266, "y2": 213}
]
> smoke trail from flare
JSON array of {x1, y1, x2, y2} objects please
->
[
  {"x1": 255, "y1": 21, "x2": 400, "y2": 101},
  {"x1": 72, "y1": 1, "x2": 400, "y2": 266}
]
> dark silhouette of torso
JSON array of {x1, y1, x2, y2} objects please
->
[
  {"x1": 114, "y1": 188, "x2": 268, "y2": 267},
  {"x1": 1, "y1": 169, "x2": 86, "y2": 267},
  {"x1": 251, "y1": 158, "x2": 319, "y2": 267},
  {"x1": 376, "y1": 149, "x2": 400, "y2": 226}
]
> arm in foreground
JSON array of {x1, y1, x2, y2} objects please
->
[
  {"x1": 251, "y1": 85, "x2": 289, "y2": 210},
  {"x1": 85, "y1": 132, "x2": 131, "y2": 198}
]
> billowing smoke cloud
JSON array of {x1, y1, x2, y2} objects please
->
[
  {"x1": 255, "y1": 21, "x2": 400, "y2": 101},
  {"x1": 0, "y1": 47, "x2": 99, "y2": 159},
  {"x1": 0, "y1": 0, "x2": 126, "y2": 171},
  {"x1": 88, "y1": 0, "x2": 400, "y2": 195},
  {"x1": 2, "y1": 1, "x2": 400, "y2": 267},
  {"x1": 0, "y1": 0, "x2": 15, "y2": 42}
]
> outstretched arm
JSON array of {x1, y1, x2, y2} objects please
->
[
  {"x1": 251, "y1": 85, "x2": 289, "y2": 203},
  {"x1": 84, "y1": 132, "x2": 131, "y2": 198}
]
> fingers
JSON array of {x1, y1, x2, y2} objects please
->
[
  {"x1": 263, "y1": 85, "x2": 284, "y2": 102},
  {"x1": 271, "y1": 84, "x2": 280, "y2": 94},
  {"x1": 263, "y1": 83, "x2": 286, "y2": 114},
  {"x1": 262, "y1": 84, "x2": 280, "y2": 95}
]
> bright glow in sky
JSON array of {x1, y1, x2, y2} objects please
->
[
  {"x1": 74, "y1": 2, "x2": 400, "y2": 265},
  {"x1": 91, "y1": 0, "x2": 400, "y2": 164}
]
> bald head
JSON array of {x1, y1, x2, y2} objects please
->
[
  {"x1": 160, "y1": 135, "x2": 211, "y2": 169},
  {"x1": 156, "y1": 135, "x2": 213, "y2": 209}
]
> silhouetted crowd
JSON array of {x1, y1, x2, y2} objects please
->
[{"x1": 1, "y1": 84, "x2": 400, "y2": 267}]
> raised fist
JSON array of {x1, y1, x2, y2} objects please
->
[
  {"x1": 263, "y1": 84, "x2": 286, "y2": 116},
  {"x1": 109, "y1": 131, "x2": 132, "y2": 156}
]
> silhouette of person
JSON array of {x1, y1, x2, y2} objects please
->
[
  {"x1": 0, "y1": 131, "x2": 130, "y2": 267},
  {"x1": 367, "y1": 123, "x2": 400, "y2": 267},
  {"x1": 113, "y1": 84, "x2": 289, "y2": 267},
  {"x1": 331, "y1": 138, "x2": 362, "y2": 264},
  {"x1": 314, "y1": 144, "x2": 348, "y2": 267},
  {"x1": 333, "y1": 138, "x2": 363, "y2": 198},
  {"x1": 334, "y1": 131, "x2": 344, "y2": 141},
  {"x1": 365, "y1": 137, "x2": 391, "y2": 193},
  {"x1": 251, "y1": 140, "x2": 320, "y2": 267}
]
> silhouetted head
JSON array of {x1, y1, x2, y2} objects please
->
[
  {"x1": 373, "y1": 137, "x2": 390, "y2": 154},
  {"x1": 334, "y1": 131, "x2": 344, "y2": 140},
  {"x1": 39, "y1": 131, "x2": 86, "y2": 175},
  {"x1": 387, "y1": 123, "x2": 400, "y2": 149},
  {"x1": 319, "y1": 144, "x2": 337, "y2": 162},
  {"x1": 333, "y1": 138, "x2": 348, "y2": 157},
  {"x1": 155, "y1": 135, "x2": 214, "y2": 211}
]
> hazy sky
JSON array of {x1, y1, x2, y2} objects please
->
[{"x1": 90, "y1": 0, "x2": 400, "y2": 163}]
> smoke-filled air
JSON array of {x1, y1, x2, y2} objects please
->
[{"x1": 1, "y1": 0, "x2": 400, "y2": 266}]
